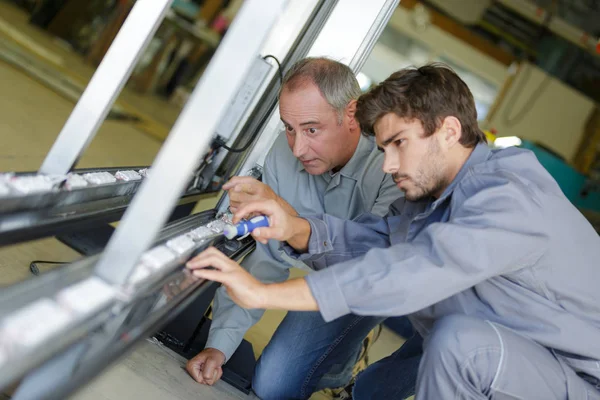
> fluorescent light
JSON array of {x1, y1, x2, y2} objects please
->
[{"x1": 494, "y1": 136, "x2": 522, "y2": 148}]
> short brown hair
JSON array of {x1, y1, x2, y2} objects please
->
[{"x1": 356, "y1": 63, "x2": 486, "y2": 147}]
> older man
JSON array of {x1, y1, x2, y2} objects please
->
[{"x1": 185, "y1": 57, "x2": 405, "y2": 399}]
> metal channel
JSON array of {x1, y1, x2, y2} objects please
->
[{"x1": 95, "y1": 0, "x2": 286, "y2": 285}]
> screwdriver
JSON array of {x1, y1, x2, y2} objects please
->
[{"x1": 207, "y1": 215, "x2": 270, "y2": 241}]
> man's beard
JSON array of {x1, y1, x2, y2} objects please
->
[{"x1": 398, "y1": 140, "x2": 448, "y2": 202}]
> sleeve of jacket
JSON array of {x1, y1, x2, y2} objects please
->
[
  {"x1": 303, "y1": 172, "x2": 550, "y2": 322},
  {"x1": 205, "y1": 145, "x2": 291, "y2": 360},
  {"x1": 281, "y1": 212, "x2": 391, "y2": 268}
]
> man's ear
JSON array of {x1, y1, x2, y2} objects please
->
[
  {"x1": 346, "y1": 99, "x2": 358, "y2": 127},
  {"x1": 441, "y1": 116, "x2": 462, "y2": 147}
]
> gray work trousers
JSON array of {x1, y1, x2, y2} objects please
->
[{"x1": 414, "y1": 315, "x2": 600, "y2": 399}]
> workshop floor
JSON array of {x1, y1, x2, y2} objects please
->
[{"x1": 0, "y1": 3, "x2": 405, "y2": 399}]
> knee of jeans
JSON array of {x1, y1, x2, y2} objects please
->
[
  {"x1": 252, "y1": 354, "x2": 299, "y2": 400},
  {"x1": 425, "y1": 315, "x2": 498, "y2": 362},
  {"x1": 252, "y1": 375, "x2": 279, "y2": 400},
  {"x1": 252, "y1": 365, "x2": 285, "y2": 400}
]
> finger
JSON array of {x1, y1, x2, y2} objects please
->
[
  {"x1": 186, "y1": 359, "x2": 206, "y2": 383},
  {"x1": 222, "y1": 176, "x2": 243, "y2": 190},
  {"x1": 251, "y1": 226, "x2": 285, "y2": 241},
  {"x1": 185, "y1": 248, "x2": 211, "y2": 268},
  {"x1": 188, "y1": 352, "x2": 208, "y2": 366},
  {"x1": 186, "y1": 254, "x2": 231, "y2": 271},
  {"x1": 234, "y1": 199, "x2": 278, "y2": 223},
  {"x1": 203, "y1": 370, "x2": 217, "y2": 386},
  {"x1": 192, "y1": 268, "x2": 228, "y2": 283},
  {"x1": 231, "y1": 176, "x2": 259, "y2": 185},
  {"x1": 187, "y1": 247, "x2": 229, "y2": 267},
  {"x1": 223, "y1": 176, "x2": 258, "y2": 190},
  {"x1": 214, "y1": 367, "x2": 224, "y2": 383},
  {"x1": 206, "y1": 370, "x2": 218, "y2": 386},
  {"x1": 202, "y1": 358, "x2": 220, "y2": 385},
  {"x1": 229, "y1": 191, "x2": 254, "y2": 205},
  {"x1": 232, "y1": 183, "x2": 261, "y2": 199}
]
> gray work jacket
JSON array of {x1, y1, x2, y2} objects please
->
[{"x1": 286, "y1": 144, "x2": 600, "y2": 392}]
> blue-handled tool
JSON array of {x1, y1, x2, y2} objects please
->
[{"x1": 223, "y1": 215, "x2": 269, "y2": 240}]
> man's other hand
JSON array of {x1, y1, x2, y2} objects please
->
[
  {"x1": 224, "y1": 176, "x2": 298, "y2": 216},
  {"x1": 185, "y1": 348, "x2": 226, "y2": 386},
  {"x1": 223, "y1": 177, "x2": 277, "y2": 213}
]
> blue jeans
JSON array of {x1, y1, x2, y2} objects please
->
[
  {"x1": 353, "y1": 330, "x2": 423, "y2": 400},
  {"x1": 252, "y1": 311, "x2": 385, "y2": 400},
  {"x1": 384, "y1": 316, "x2": 416, "y2": 338}
]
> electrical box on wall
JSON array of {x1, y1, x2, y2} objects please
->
[{"x1": 214, "y1": 56, "x2": 273, "y2": 142}]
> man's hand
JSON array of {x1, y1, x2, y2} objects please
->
[
  {"x1": 233, "y1": 200, "x2": 311, "y2": 251},
  {"x1": 223, "y1": 176, "x2": 297, "y2": 216},
  {"x1": 185, "y1": 348, "x2": 226, "y2": 386},
  {"x1": 187, "y1": 247, "x2": 319, "y2": 312},
  {"x1": 186, "y1": 247, "x2": 267, "y2": 309}
]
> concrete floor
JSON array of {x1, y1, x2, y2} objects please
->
[
  {"x1": 0, "y1": 3, "x2": 405, "y2": 399},
  {"x1": 72, "y1": 340, "x2": 260, "y2": 400}
]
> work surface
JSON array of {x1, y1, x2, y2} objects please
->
[{"x1": 73, "y1": 339, "x2": 258, "y2": 400}]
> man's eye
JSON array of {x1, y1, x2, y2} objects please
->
[
  {"x1": 308, "y1": 128, "x2": 317, "y2": 134},
  {"x1": 395, "y1": 139, "x2": 404, "y2": 146},
  {"x1": 286, "y1": 125, "x2": 294, "y2": 132}
]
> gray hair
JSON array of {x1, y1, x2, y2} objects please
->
[{"x1": 279, "y1": 57, "x2": 362, "y2": 124}]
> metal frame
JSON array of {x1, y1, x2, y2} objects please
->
[
  {"x1": 0, "y1": 167, "x2": 215, "y2": 246},
  {"x1": 95, "y1": 0, "x2": 286, "y2": 286},
  {"x1": 0, "y1": 210, "x2": 239, "y2": 386},
  {"x1": 5, "y1": 215, "x2": 257, "y2": 400},
  {"x1": 0, "y1": 0, "x2": 402, "y2": 397},
  {"x1": 39, "y1": 0, "x2": 174, "y2": 175}
]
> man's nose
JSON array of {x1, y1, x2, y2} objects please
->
[
  {"x1": 292, "y1": 134, "x2": 309, "y2": 158},
  {"x1": 382, "y1": 152, "x2": 399, "y2": 174}
]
